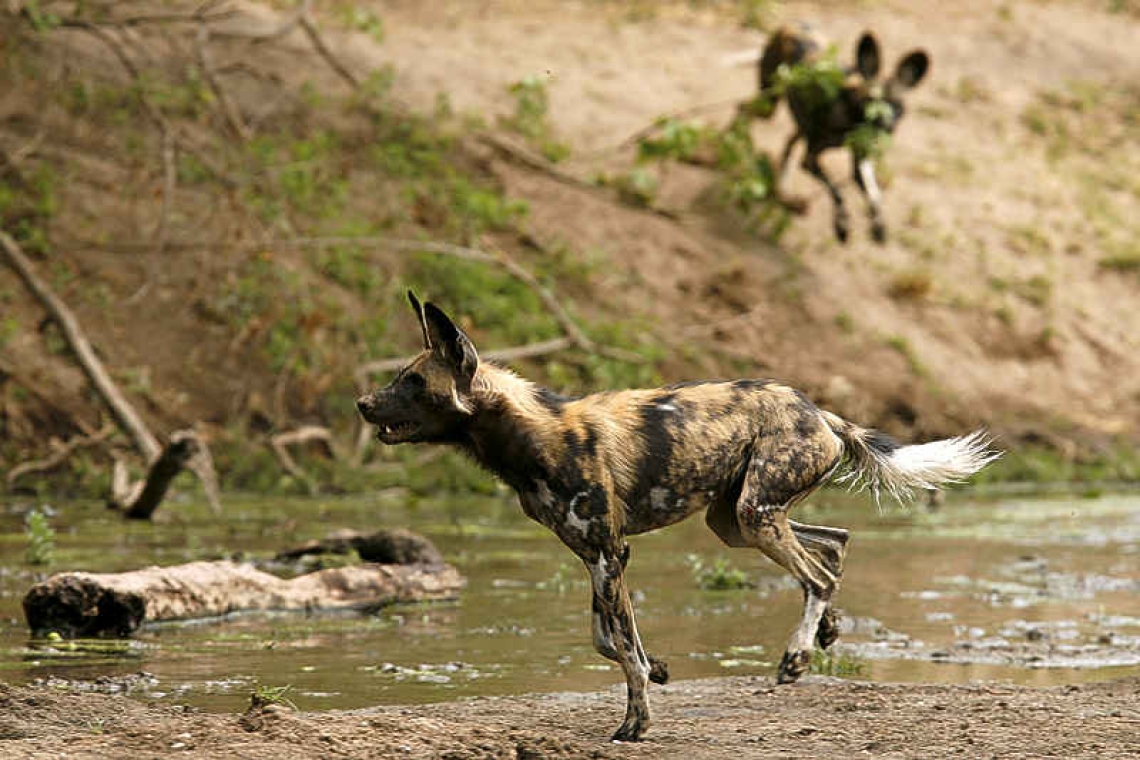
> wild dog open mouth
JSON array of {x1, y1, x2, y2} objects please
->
[{"x1": 377, "y1": 421, "x2": 417, "y2": 439}]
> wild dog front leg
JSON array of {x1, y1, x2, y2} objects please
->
[
  {"x1": 803, "y1": 151, "x2": 849, "y2": 242},
  {"x1": 588, "y1": 548, "x2": 669, "y2": 685},
  {"x1": 584, "y1": 543, "x2": 653, "y2": 741},
  {"x1": 853, "y1": 154, "x2": 887, "y2": 243}
]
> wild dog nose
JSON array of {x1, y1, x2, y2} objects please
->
[{"x1": 355, "y1": 395, "x2": 372, "y2": 415}]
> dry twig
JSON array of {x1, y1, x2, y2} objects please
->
[
  {"x1": 6, "y1": 424, "x2": 117, "y2": 490},
  {"x1": 297, "y1": 0, "x2": 360, "y2": 89},
  {"x1": 194, "y1": 23, "x2": 250, "y2": 141},
  {"x1": 269, "y1": 425, "x2": 335, "y2": 494}
]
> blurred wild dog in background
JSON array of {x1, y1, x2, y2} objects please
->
[
  {"x1": 742, "y1": 25, "x2": 930, "y2": 243},
  {"x1": 356, "y1": 292, "x2": 997, "y2": 742}
]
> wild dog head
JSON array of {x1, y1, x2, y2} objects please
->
[
  {"x1": 356, "y1": 291, "x2": 479, "y2": 445},
  {"x1": 843, "y1": 32, "x2": 930, "y2": 141}
]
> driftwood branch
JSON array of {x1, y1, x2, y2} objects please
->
[
  {"x1": 6, "y1": 425, "x2": 116, "y2": 490},
  {"x1": 24, "y1": 555, "x2": 464, "y2": 637},
  {"x1": 1, "y1": 231, "x2": 160, "y2": 460},
  {"x1": 112, "y1": 429, "x2": 220, "y2": 519},
  {"x1": 269, "y1": 425, "x2": 334, "y2": 494},
  {"x1": 0, "y1": 232, "x2": 220, "y2": 516},
  {"x1": 276, "y1": 527, "x2": 444, "y2": 565}
]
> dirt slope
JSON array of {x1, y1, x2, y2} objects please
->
[
  {"x1": 3, "y1": 676, "x2": 1138, "y2": 758},
  {"x1": 1, "y1": 0, "x2": 1138, "y2": 483},
  {"x1": 376, "y1": 0, "x2": 1140, "y2": 441}
]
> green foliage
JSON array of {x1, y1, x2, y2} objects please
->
[
  {"x1": 687, "y1": 554, "x2": 754, "y2": 590},
  {"x1": 637, "y1": 119, "x2": 713, "y2": 163},
  {"x1": 1099, "y1": 251, "x2": 1140, "y2": 272},
  {"x1": 846, "y1": 122, "x2": 892, "y2": 162},
  {"x1": 502, "y1": 76, "x2": 570, "y2": 162},
  {"x1": 250, "y1": 683, "x2": 297, "y2": 710},
  {"x1": 0, "y1": 316, "x2": 18, "y2": 348},
  {"x1": 505, "y1": 76, "x2": 551, "y2": 140},
  {"x1": 23, "y1": 2, "x2": 60, "y2": 32},
  {"x1": 810, "y1": 649, "x2": 867, "y2": 677},
  {"x1": 340, "y1": 7, "x2": 385, "y2": 43},
  {"x1": 971, "y1": 444, "x2": 1140, "y2": 485},
  {"x1": 24, "y1": 509, "x2": 56, "y2": 566},
  {"x1": 611, "y1": 167, "x2": 659, "y2": 207},
  {"x1": 352, "y1": 67, "x2": 397, "y2": 109},
  {"x1": 633, "y1": 113, "x2": 788, "y2": 238},
  {"x1": 144, "y1": 71, "x2": 211, "y2": 119},
  {"x1": 771, "y1": 52, "x2": 845, "y2": 108},
  {"x1": 885, "y1": 335, "x2": 927, "y2": 377}
]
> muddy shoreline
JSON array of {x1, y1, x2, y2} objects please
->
[{"x1": 3, "y1": 675, "x2": 1137, "y2": 758}]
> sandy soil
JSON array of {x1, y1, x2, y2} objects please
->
[
  {"x1": 370, "y1": 0, "x2": 1140, "y2": 442},
  {"x1": 3, "y1": 674, "x2": 1138, "y2": 759}
]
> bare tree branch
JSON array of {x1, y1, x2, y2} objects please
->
[
  {"x1": 1, "y1": 232, "x2": 221, "y2": 517},
  {"x1": 1, "y1": 231, "x2": 161, "y2": 461},
  {"x1": 194, "y1": 23, "x2": 250, "y2": 141},
  {"x1": 269, "y1": 425, "x2": 335, "y2": 494},
  {"x1": 297, "y1": 0, "x2": 360, "y2": 89},
  {"x1": 6, "y1": 425, "x2": 116, "y2": 490},
  {"x1": 476, "y1": 132, "x2": 683, "y2": 222}
]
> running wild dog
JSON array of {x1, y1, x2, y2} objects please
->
[
  {"x1": 746, "y1": 25, "x2": 930, "y2": 243},
  {"x1": 356, "y1": 292, "x2": 998, "y2": 742}
]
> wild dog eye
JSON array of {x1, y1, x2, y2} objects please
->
[{"x1": 403, "y1": 372, "x2": 426, "y2": 389}]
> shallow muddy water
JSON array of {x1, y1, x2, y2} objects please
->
[{"x1": 1, "y1": 487, "x2": 1139, "y2": 713}]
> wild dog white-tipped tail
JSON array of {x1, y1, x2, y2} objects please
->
[{"x1": 823, "y1": 413, "x2": 1001, "y2": 503}]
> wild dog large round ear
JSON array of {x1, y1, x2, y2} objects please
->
[
  {"x1": 892, "y1": 50, "x2": 930, "y2": 89},
  {"x1": 407, "y1": 290, "x2": 431, "y2": 349},
  {"x1": 422, "y1": 302, "x2": 479, "y2": 382},
  {"x1": 856, "y1": 32, "x2": 882, "y2": 80}
]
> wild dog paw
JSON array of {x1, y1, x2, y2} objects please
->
[
  {"x1": 834, "y1": 219, "x2": 850, "y2": 243},
  {"x1": 816, "y1": 607, "x2": 841, "y2": 650},
  {"x1": 648, "y1": 656, "x2": 670, "y2": 685},
  {"x1": 776, "y1": 650, "x2": 811, "y2": 684},
  {"x1": 611, "y1": 717, "x2": 648, "y2": 742},
  {"x1": 871, "y1": 221, "x2": 888, "y2": 244}
]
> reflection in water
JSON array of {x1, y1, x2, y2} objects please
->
[{"x1": 1, "y1": 489, "x2": 1139, "y2": 712}]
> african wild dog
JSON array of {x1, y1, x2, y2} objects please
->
[
  {"x1": 356, "y1": 292, "x2": 997, "y2": 742},
  {"x1": 744, "y1": 25, "x2": 930, "y2": 243}
]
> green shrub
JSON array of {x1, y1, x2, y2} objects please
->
[
  {"x1": 687, "y1": 554, "x2": 754, "y2": 590},
  {"x1": 24, "y1": 509, "x2": 55, "y2": 566}
]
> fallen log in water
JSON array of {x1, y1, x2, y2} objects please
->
[
  {"x1": 23, "y1": 554, "x2": 464, "y2": 638},
  {"x1": 275, "y1": 527, "x2": 444, "y2": 565}
]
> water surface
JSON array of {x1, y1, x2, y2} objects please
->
[{"x1": 1, "y1": 487, "x2": 1138, "y2": 712}]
